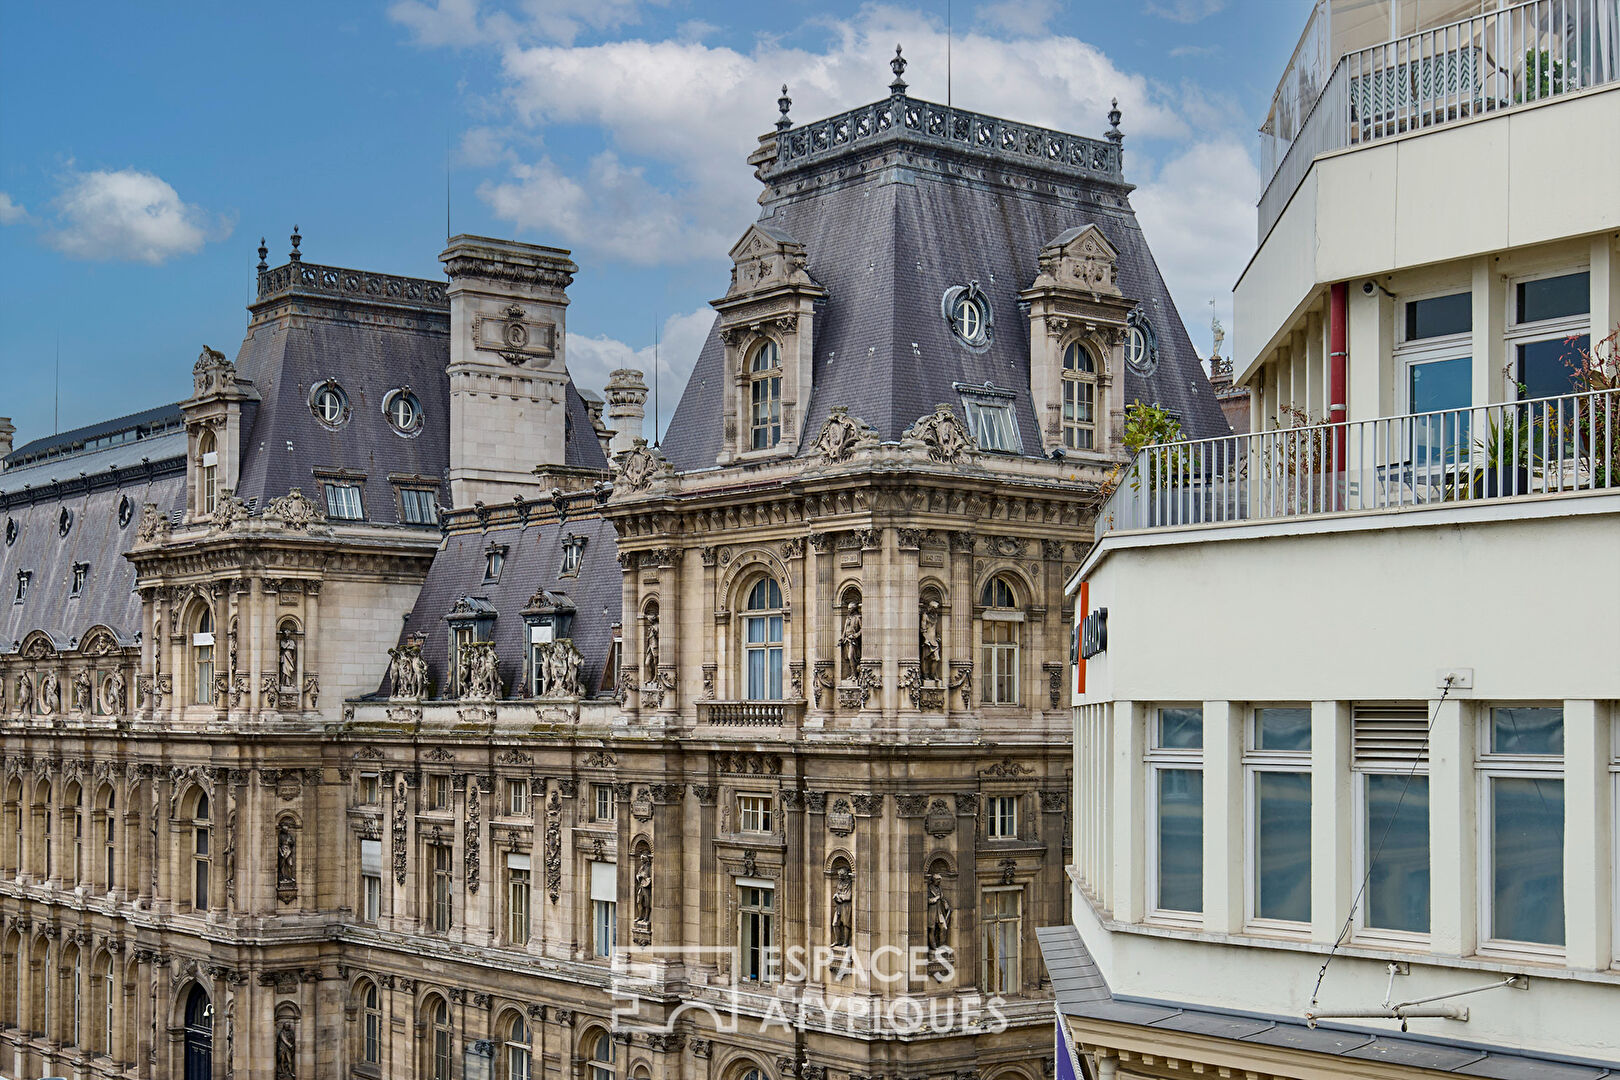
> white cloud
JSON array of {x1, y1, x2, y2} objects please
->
[
  {"x1": 977, "y1": 0, "x2": 1058, "y2": 36},
  {"x1": 480, "y1": 8, "x2": 1179, "y2": 264},
  {"x1": 567, "y1": 306, "x2": 714, "y2": 437},
  {"x1": 1131, "y1": 138, "x2": 1259, "y2": 357},
  {"x1": 0, "y1": 192, "x2": 26, "y2": 225},
  {"x1": 45, "y1": 168, "x2": 230, "y2": 264},
  {"x1": 390, "y1": 0, "x2": 653, "y2": 47}
]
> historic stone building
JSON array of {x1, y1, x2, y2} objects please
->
[{"x1": 0, "y1": 55, "x2": 1224, "y2": 1080}]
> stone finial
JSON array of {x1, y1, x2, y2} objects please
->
[
  {"x1": 776, "y1": 84, "x2": 793, "y2": 131},
  {"x1": 889, "y1": 44, "x2": 908, "y2": 96},
  {"x1": 1106, "y1": 98, "x2": 1123, "y2": 146},
  {"x1": 0, "y1": 416, "x2": 14, "y2": 461},
  {"x1": 256, "y1": 237, "x2": 269, "y2": 273},
  {"x1": 289, "y1": 225, "x2": 302, "y2": 263}
]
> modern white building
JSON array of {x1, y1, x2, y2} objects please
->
[{"x1": 1041, "y1": 0, "x2": 1620, "y2": 1076}]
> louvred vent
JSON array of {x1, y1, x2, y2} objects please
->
[{"x1": 1353, "y1": 705, "x2": 1431, "y2": 769}]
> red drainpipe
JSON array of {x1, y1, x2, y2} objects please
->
[{"x1": 1329, "y1": 282, "x2": 1349, "y2": 505}]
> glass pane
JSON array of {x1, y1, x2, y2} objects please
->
[
  {"x1": 1364, "y1": 775, "x2": 1430, "y2": 932},
  {"x1": 1404, "y1": 292, "x2": 1471, "y2": 339},
  {"x1": 1156, "y1": 768, "x2": 1203, "y2": 913},
  {"x1": 1517, "y1": 272, "x2": 1589, "y2": 324},
  {"x1": 1158, "y1": 707, "x2": 1203, "y2": 750},
  {"x1": 1255, "y1": 771, "x2": 1311, "y2": 922},
  {"x1": 1490, "y1": 707, "x2": 1564, "y2": 755},
  {"x1": 1408, "y1": 355, "x2": 1471, "y2": 414},
  {"x1": 1256, "y1": 707, "x2": 1311, "y2": 751},
  {"x1": 1518, "y1": 335, "x2": 1588, "y2": 400},
  {"x1": 747, "y1": 649, "x2": 766, "y2": 699},
  {"x1": 1491, "y1": 777, "x2": 1564, "y2": 944},
  {"x1": 767, "y1": 647, "x2": 783, "y2": 699}
]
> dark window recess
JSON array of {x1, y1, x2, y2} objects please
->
[
  {"x1": 15, "y1": 570, "x2": 32, "y2": 602},
  {"x1": 484, "y1": 546, "x2": 507, "y2": 582},
  {"x1": 323, "y1": 483, "x2": 364, "y2": 521},
  {"x1": 71, "y1": 562, "x2": 89, "y2": 597},
  {"x1": 1517, "y1": 272, "x2": 1589, "y2": 324},
  {"x1": 1404, "y1": 293, "x2": 1471, "y2": 340},
  {"x1": 1519, "y1": 334, "x2": 1590, "y2": 399},
  {"x1": 400, "y1": 488, "x2": 438, "y2": 525}
]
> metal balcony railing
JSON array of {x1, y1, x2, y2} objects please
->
[
  {"x1": 1098, "y1": 387, "x2": 1618, "y2": 534},
  {"x1": 1259, "y1": 0, "x2": 1620, "y2": 239},
  {"x1": 696, "y1": 700, "x2": 805, "y2": 727}
]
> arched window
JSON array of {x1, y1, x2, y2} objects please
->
[
  {"x1": 502, "y1": 1012, "x2": 531, "y2": 1080},
  {"x1": 94, "y1": 950, "x2": 114, "y2": 1058},
  {"x1": 749, "y1": 341, "x2": 782, "y2": 450},
  {"x1": 742, "y1": 576, "x2": 784, "y2": 700},
  {"x1": 358, "y1": 980, "x2": 381, "y2": 1065},
  {"x1": 197, "y1": 430, "x2": 218, "y2": 515},
  {"x1": 1, "y1": 931, "x2": 18, "y2": 1028},
  {"x1": 183, "y1": 984, "x2": 213, "y2": 1080},
  {"x1": 63, "y1": 942, "x2": 80, "y2": 1046},
  {"x1": 979, "y1": 576, "x2": 1022, "y2": 706},
  {"x1": 190, "y1": 791, "x2": 211, "y2": 911},
  {"x1": 427, "y1": 996, "x2": 452, "y2": 1080},
  {"x1": 38, "y1": 781, "x2": 53, "y2": 881},
  {"x1": 101, "y1": 787, "x2": 116, "y2": 891},
  {"x1": 193, "y1": 606, "x2": 216, "y2": 706},
  {"x1": 587, "y1": 1030, "x2": 616, "y2": 1080},
  {"x1": 384, "y1": 389, "x2": 424, "y2": 435},
  {"x1": 3, "y1": 777, "x2": 20, "y2": 876},
  {"x1": 64, "y1": 781, "x2": 82, "y2": 886},
  {"x1": 1061, "y1": 342, "x2": 1098, "y2": 450}
]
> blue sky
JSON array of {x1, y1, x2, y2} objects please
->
[{"x1": 0, "y1": 0, "x2": 1309, "y2": 449}]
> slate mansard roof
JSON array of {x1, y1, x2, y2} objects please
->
[{"x1": 661, "y1": 93, "x2": 1228, "y2": 471}]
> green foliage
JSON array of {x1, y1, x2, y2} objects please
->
[
  {"x1": 1122, "y1": 401, "x2": 1182, "y2": 453},
  {"x1": 1517, "y1": 48, "x2": 1567, "y2": 102}
]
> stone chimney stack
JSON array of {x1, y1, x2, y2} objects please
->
[
  {"x1": 0, "y1": 417, "x2": 14, "y2": 466},
  {"x1": 604, "y1": 368, "x2": 649, "y2": 457},
  {"x1": 440, "y1": 235, "x2": 579, "y2": 507}
]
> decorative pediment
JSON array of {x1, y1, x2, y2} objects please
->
[
  {"x1": 902, "y1": 405, "x2": 978, "y2": 466},
  {"x1": 611, "y1": 438, "x2": 674, "y2": 497},
  {"x1": 1032, "y1": 224, "x2": 1121, "y2": 297},
  {"x1": 812, "y1": 407, "x2": 878, "y2": 465},
  {"x1": 192, "y1": 346, "x2": 235, "y2": 395},
  {"x1": 263, "y1": 488, "x2": 329, "y2": 532},
  {"x1": 724, "y1": 224, "x2": 817, "y2": 300}
]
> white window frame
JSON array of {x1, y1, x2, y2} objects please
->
[
  {"x1": 399, "y1": 487, "x2": 438, "y2": 525},
  {"x1": 560, "y1": 536, "x2": 586, "y2": 576},
  {"x1": 507, "y1": 854, "x2": 531, "y2": 945},
  {"x1": 737, "y1": 794, "x2": 773, "y2": 834},
  {"x1": 507, "y1": 778, "x2": 530, "y2": 818},
  {"x1": 593, "y1": 784, "x2": 615, "y2": 822},
  {"x1": 1611, "y1": 716, "x2": 1620, "y2": 968},
  {"x1": 961, "y1": 397, "x2": 1021, "y2": 453},
  {"x1": 987, "y1": 795, "x2": 1018, "y2": 840},
  {"x1": 980, "y1": 884, "x2": 1022, "y2": 995},
  {"x1": 360, "y1": 837, "x2": 382, "y2": 925},
  {"x1": 1061, "y1": 341, "x2": 1099, "y2": 451},
  {"x1": 738, "y1": 880, "x2": 777, "y2": 982},
  {"x1": 1507, "y1": 267, "x2": 1591, "y2": 399},
  {"x1": 430, "y1": 842, "x2": 453, "y2": 932},
  {"x1": 323, "y1": 481, "x2": 364, "y2": 521},
  {"x1": 1349, "y1": 706, "x2": 1432, "y2": 949},
  {"x1": 1243, "y1": 706, "x2": 1313, "y2": 936},
  {"x1": 358, "y1": 773, "x2": 380, "y2": 805},
  {"x1": 1476, "y1": 704, "x2": 1567, "y2": 961},
  {"x1": 748, "y1": 340, "x2": 783, "y2": 452},
  {"x1": 1146, "y1": 705, "x2": 1204, "y2": 926},
  {"x1": 742, "y1": 578, "x2": 785, "y2": 701}
]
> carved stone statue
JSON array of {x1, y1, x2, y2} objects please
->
[
  {"x1": 633, "y1": 850, "x2": 653, "y2": 931},
  {"x1": 135, "y1": 502, "x2": 171, "y2": 544},
  {"x1": 830, "y1": 868, "x2": 853, "y2": 948},
  {"x1": 13, "y1": 672, "x2": 30, "y2": 715},
  {"x1": 224, "y1": 807, "x2": 237, "y2": 903},
  {"x1": 838, "y1": 597, "x2": 862, "y2": 680},
  {"x1": 210, "y1": 488, "x2": 249, "y2": 532},
  {"x1": 461, "y1": 641, "x2": 499, "y2": 701},
  {"x1": 276, "y1": 820, "x2": 297, "y2": 902},
  {"x1": 38, "y1": 670, "x2": 59, "y2": 714},
  {"x1": 919, "y1": 596, "x2": 942, "y2": 682},
  {"x1": 108, "y1": 668, "x2": 127, "y2": 714},
  {"x1": 643, "y1": 609, "x2": 660, "y2": 679},
  {"x1": 71, "y1": 670, "x2": 92, "y2": 714},
  {"x1": 275, "y1": 1017, "x2": 296, "y2": 1080},
  {"x1": 535, "y1": 639, "x2": 585, "y2": 698},
  {"x1": 387, "y1": 641, "x2": 426, "y2": 700},
  {"x1": 905, "y1": 404, "x2": 975, "y2": 464},
  {"x1": 279, "y1": 630, "x2": 297, "y2": 689},
  {"x1": 926, "y1": 873, "x2": 952, "y2": 954}
]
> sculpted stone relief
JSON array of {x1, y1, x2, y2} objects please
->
[
  {"x1": 533, "y1": 639, "x2": 585, "y2": 698},
  {"x1": 458, "y1": 641, "x2": 499, "y2": 700},
  {"x1": 386, "y1": 639, "x2": 428, "y2": 700},
  {"x1": 904, "y1": 405, "x2": 975, "y2": 465},
  {"x1": 814, "y1": 406, "x2": 875, "y2": 464},
  {"x1": 262, "y1": 487, "x2": 328, "y2": 531}
]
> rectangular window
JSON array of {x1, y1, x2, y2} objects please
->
[
  {"x1": 1353, "y1": 705, "x2": 1432, "y2": 937},
  {"x1": 399, "y1": 487, "x2": 438, "y2": 525},
  {"x1": 981, "y1": 887, "x2": 1022, "y2": 995},
  {"x1": 560, "y1": 536, "x2": 586, "y2": 576},
  {"x1": 1148, "y1": 706, "x2": 1203, "y2": 917},
  {"x1": 15, "y1": 570, "x2": 31, "y2": 603},
  {"x1": 322, "y1": 482, "x2": 364, "y2": 521},
  {"x1": 980, "y1": 618, "x2": 1020, "y2": 705},
  {"x1": 591, "y1": 860, "x2": 617, "y2": 958},
  {"x1": 429, "y1": 775, "x2": 451, "y2": 811},
  {"x1": 70, "y1": 562, "x2": 89, "y2": 597},
  {"x1": 507, "y1": 779, "x2": 530, "y2": 817},
  {"x1": 987, "y1": 796, "x2": 1018, "y2": 839},
  {"x1": 484, "y1": 547, "x2": 506, "y2": 582},
  {"x1": 962, "y1": 399, "x2": 1020, "y2": 452},
  {"x1": 738, "y1": 884, "x2": 776, "y2": 981},
  {"x1": 194, "y1": 825, "x2": 210, "y2": 910},
  {"x1": 593, "y1": 784, "x2": 615, "y2": 822},
  {"x1": 430, "y1": 844, "x2": 453, "y2": 932},
  {"x1": 1481, "y1": 706, "x2": 1565, "y2": 948},
  {"x1": 1511, "y1": 270, "x2": 1590, "y2": 401},
  {"x1": 358, "y1": 773, "x2": 380, "y2": 805},
  {"x1": 737, "y1": 794, "x2": 773, "y2": 833},
  {"x1": 360, "y1": 838, "x2": 382, "y2": 924},
  {"x1": 1403, "y1": 292, "x2": 1471, "y2": 340},
  {"x1": 744, "y1": 614, "x2": 784, "y2": 700},
  {"x1": 507, "y1": 853, "x2": 531, "y2": 945},
  {"x1": 1248, "y1": 706, "x2": 1311, "y2": 926}
]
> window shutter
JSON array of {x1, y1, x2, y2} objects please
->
[
  {"x1": 507, "y1": 852, "x2": 530, "y2": 872},
  {"x1": 590, "y1": 861, "x2": 617, "y2": 902},
  {"x1": 1352, "y1": 705, "x2": 1431, "y2": 769},
  {"x1": 360, "y1": 839, "x2": 381, "y2": 876}
]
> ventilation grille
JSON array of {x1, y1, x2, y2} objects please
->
[{"x1": 1353, "y1": 705, "x2": 1431, "y2": 769}]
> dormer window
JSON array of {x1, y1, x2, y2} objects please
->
[
  {"x1": 1062, "y1": 342, "x2": 1098, "y2": 450},
  {"x1": 14, "y1": 570, "x2": 31, "y2": 603},
  {"x1": 560, "y1": 535, "x2": 586, "y2": 577},
  {"x1": 198, "y1": 430, "x2": 218, "y2": 514},
  {"x1": 71, "y1": 563, "x2": 89, "y2": 597},
  {"x1": 383, "y1": 389, "x2": 423, "y2": 436},
  {"x1": 749, "y1": 341, "x2": 782, "y2": 450},
  {"x1": 322, "y1": 482, "x2": 364, "y2": 521},
  {"x1": 1125, "y1": 310, "x2": 1159, "y2": 377},
  {"x1": 944, "y1": 282, "x2": 994, "y2": 349},
  {"x1": 958, "y1": 383, "x2": 1021, "y2": 453},
  {"x1": 484, "y1": 545, "x2": 507, "y2": 582},
  {"x1": 310, "y1": 381, "x2": 350, "y2": 428}
]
